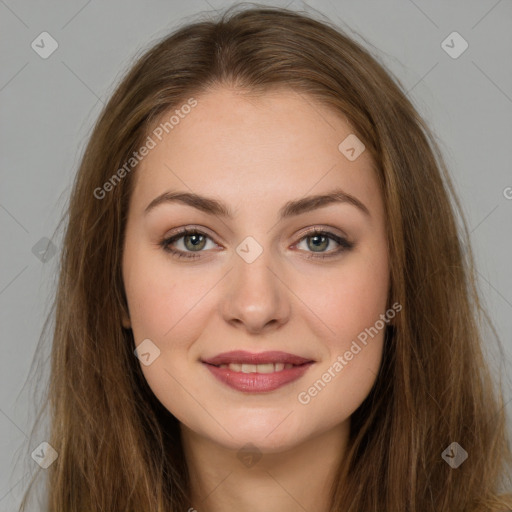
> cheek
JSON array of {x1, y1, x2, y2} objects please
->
[
  {"x1": 292, "y1": 246, "x2": 389, "y2": 410},
  {"x1": 296, "y1": 338, "x2": 383, "y2": 435},
  {"x1": 123, "y1": 243, "x2": 220, "y2": 358},
  {"x1": 294, "y1": 245, "x2": 389, "y2": 348},
  {"x1": 126, "y1": 271, "x2": 207, "y2": 344},
  {"x1": 294, "y1": 258, "x2": 389, "y2": 422}
]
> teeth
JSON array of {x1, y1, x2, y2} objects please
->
[
  {"x1": 241, "y1": 364, "x2": 257, "y2": 373},
  {"x1": 217, "y1": 362, "x2": 295, "y2": 373}
]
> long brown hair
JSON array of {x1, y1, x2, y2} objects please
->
[{"x1": 18, "y1": 4, "x2": 512, "y2": 511}]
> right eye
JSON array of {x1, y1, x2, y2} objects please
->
[{"x1": 159, "y1": 228, "x2": 218, "y2": 259}]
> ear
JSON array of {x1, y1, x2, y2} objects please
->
[{"x1": 121, "y1": 306, "x2": 132, "y2": 329}]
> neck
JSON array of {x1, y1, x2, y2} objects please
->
[{"x1": 180, "y1": 421, "x2": 350, "y2": 512}]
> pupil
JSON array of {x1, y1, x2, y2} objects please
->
[
  {"x1": 186, "y1": 234, "x2": 205, "y2": 250},
  {"x1": 309, "y1": 235, "x2": 327, "y2": 251}
]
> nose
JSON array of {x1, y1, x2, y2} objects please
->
[{"x1": 220, "y1": 248, "x2": 291, "y2": 334}]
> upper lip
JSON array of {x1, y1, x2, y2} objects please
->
[{"x1": 201, "y1": 350, "x2": 314, "y2": 366}]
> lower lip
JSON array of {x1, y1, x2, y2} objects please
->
[{"x1": 202, "y1": 362, "x2": 314, "y2": 392}]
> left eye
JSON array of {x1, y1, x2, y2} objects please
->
[
  {"x1": 160, "y1": 228, "x2": 353, "y2": 260},
  {"x1": 294, "y1": 229, "x2": 354, "y2": 259}
]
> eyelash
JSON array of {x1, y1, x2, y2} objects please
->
[{"x1": 159, "y1": 227, "x2": 354, "y2": 261}]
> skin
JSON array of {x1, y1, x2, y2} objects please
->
[{"x1": 121, "y1": 86, "x2": 390, "y2": 512}]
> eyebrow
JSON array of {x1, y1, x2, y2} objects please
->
[{"x1": 144, "y1": 187, "x2": 370, "y2": 219}]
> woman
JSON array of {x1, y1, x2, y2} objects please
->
[{"x1": 20, "y1": 4, "x2": 512, "y2": 511}]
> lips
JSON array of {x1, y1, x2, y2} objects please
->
[{"x1": 201, "y1": 350, "x2": 313, "y2": 367}]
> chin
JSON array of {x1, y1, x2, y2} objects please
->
[
  {"x1": 221, "y1": 430, "x2": 302, "y2": 454},
  {"x1": 201, "y1": 411, "x2": 310, "y2": 453}
]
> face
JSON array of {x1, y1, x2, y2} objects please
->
[{"x1": 121, "y1": 86, "x2": 390, "y2": 453}]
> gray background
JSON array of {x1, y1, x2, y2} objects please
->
[{"x1": 1, "y1": 0, "x2": 511, "y2": 509}]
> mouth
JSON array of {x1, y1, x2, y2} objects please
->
[
  {"x1": 206, "y1": 362, "x2": 303, "y2": 373},
  {"x1": 201, "y1": 350, "x2": 313, "y2": 369},
  {"x1": 201, "y1": 350, "x2": 315, "y2": 392}
]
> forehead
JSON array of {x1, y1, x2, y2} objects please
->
[{"x1": 129, "y1": 86, "x2": 381, "y2": 217}]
